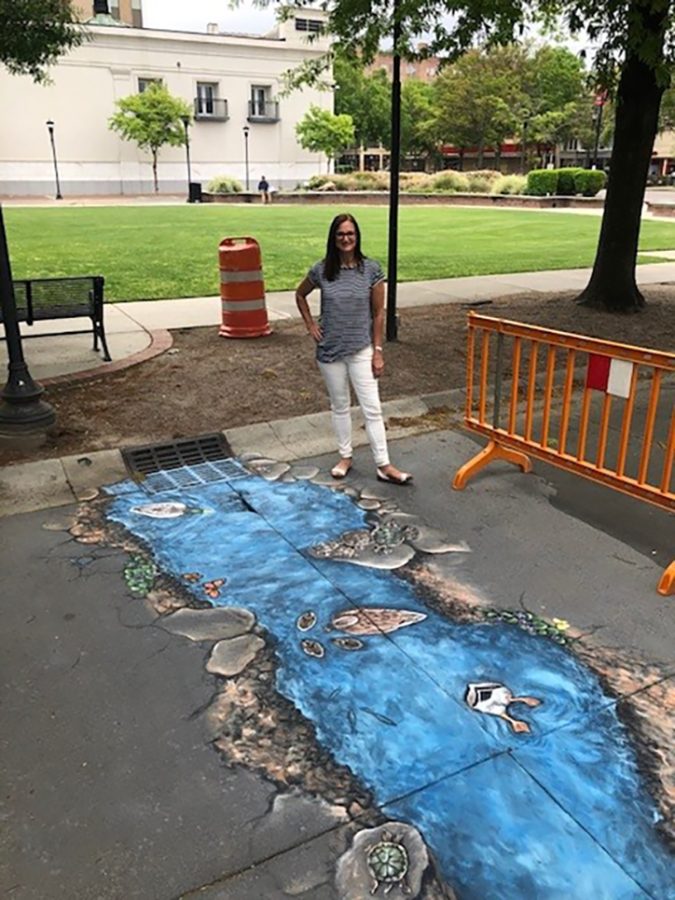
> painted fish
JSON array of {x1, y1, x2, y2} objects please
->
[
  {"x1": 301, "y1": 639, "x2": 325, "y2": 659},
  {"x1": 331, "y1": 637, "x2": 364, "y2": 651},
  {"x1": 330, "y1": 608, "x2": 427, "y2": 636},
  {"x1": 131, "y1": 502, "x2": 204, "y2": 519},
  {"x1": 465, "y1": 682, "x2": 542, "y2": 734},
  {"x1": 296, "y1": 611, "x2": 317, "y2": 632},
  {"x1": 360, "y1": 706, "x2": 397, "y2": 727}
]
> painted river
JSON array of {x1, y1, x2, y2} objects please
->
[{"x1": 106, "y1": 469, "x2": 674, "y2": 899}]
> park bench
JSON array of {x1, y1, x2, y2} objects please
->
[{"x1": 0, "y1": 275, "x2": 111, "y2": 361}]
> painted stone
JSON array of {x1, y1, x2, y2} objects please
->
[
  {"x1": 259, "y1": 462, "x2": 291, "y2": 481},
  {"x1": 206, "y1": 634, "x2": 265, "y2": 677},
  {"x1": 290, "y1": 464, "x2": 320, "y2": 480},
  {"x1": 335, "y1": 822, "x2": 429, "y2": 899},
  {"x1": 162, "y1": 606, "x2": 255, "y2": 642},
  {"x1": 408, "y1": 527, "x2": 471, "y2": 555},
  {"x1": 358, "y1": 498, "x2": 382, "y2": 511}
]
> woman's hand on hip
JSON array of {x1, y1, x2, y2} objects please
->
[
  {"x1": 307, "y1": 321, "x2": 322, "y2": 342},
  {"x1": 372, "y1": 348, "x2": 384, "y2": 378}
]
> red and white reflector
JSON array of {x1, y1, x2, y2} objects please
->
[{"x1": 586, "y1": 353, "x2": 634, "y2": 399}]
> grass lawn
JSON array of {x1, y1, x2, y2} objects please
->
[{"x1": 5, "y1": 204, "x2": 675, "y2": 301}]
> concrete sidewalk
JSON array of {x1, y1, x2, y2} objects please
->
[{"x1": 2, "y1": 262, "x2": 675, "y2": 382}]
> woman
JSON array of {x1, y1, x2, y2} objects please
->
[{"x1": 295, "y1": 213, "x2": 412, "y2": 484}]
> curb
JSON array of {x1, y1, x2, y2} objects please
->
[
  {"x1": 41, "y1": 329, "x2": 174, "y2": 387},
  {"x1": 0, "y1": 389, "x2": 464, "y2": 518}
]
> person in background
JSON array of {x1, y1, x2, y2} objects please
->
[
  {"x1": 295, "y1": 213, "x2": 413, "y2": 485},
  {"x1": 258, "y1": 175, "x2": 270, "y2": 204}
]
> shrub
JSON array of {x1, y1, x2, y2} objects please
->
[
  {"x1": 346, "y1": 170, "x2": 389, "y2": 191},
  {"x1": 307, "y1": 174, "x2": 334, "y2": 189},
  {"x1": 574, "y1": 168, "x2": 607, "y2": 197},
  {"x1": 429, "y1": 171, "x2": 470, "y2": 193},
  {"x1": 206, "y1": 175, "x2": 243, "y2": 194},
  {"x1": 491, "y1": 174, "x2": 527, "y2": 195},
  {"x1": 468, "y1": 169, "x2": 502, "y2": 185},
  {"x1": 556, "y1": 167, "x2": 584, "y2": 196},
  {"x1": 525, "y1": 169, "x2": 559, "y2": 196}
]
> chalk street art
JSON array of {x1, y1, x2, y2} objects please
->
[{"x1": 54, "y1": 454, "x2": 675, "y2": 899}]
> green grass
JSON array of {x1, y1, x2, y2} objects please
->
[{"x1": 5, "y1": 205, "x2": 675, "y2": 302}]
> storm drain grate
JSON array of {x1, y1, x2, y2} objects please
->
[{"x1": 122, "y1": 435, "x2": 247, "y2": 494}]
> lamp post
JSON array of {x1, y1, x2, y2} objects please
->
[
  {"x1": 0, "y1": 206, "x2": 56, "y2": 447},
  {"x1": 520, "y1": 116, "x2": 530, "y2": 175},
  {"x1": 180, "y1": 115, "x2": 193, "y2": 202},
  {"x1": 46, "y1": 120, "x2": 62, "y2": 200},
  {"x1": 243, "y1": 125, "x2": 250, "y2": 191},
  {"x1": 385, "y1": 0, "x2": 402, "y2": 342},
  {"x1": 592, "y1": 92, "x2": 607, "y2": 170}
]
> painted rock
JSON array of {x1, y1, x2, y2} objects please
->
[{"x1": 335, "y1": 822, "x2": 430, "y2": 900}]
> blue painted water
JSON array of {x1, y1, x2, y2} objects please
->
[{"x1": 107, "y1": 474, "x2": 674, "y2": 899}]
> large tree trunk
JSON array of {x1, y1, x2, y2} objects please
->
[{"x1": 577, "y1": 4, "x2": 667, "y2": 312}]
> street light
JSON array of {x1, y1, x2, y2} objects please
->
[
  {"x1": 0, "y1": 205, "x2": 56, "y2": 447},
  {"x1": 592, "y1": 91, "x2": 607, "y2": 170},
  {"x1": 243, "y1": 125, "x2": 250, "y2": 191},
  {"x1": 45, "y1": 120, "x2": 62, "y2": 200},
  {"x1": 180, "y1": 115, "x2": 193, "y2": 202}
]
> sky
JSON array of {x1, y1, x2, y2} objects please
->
[{"x1": 142, "y1": 0, "x2": 277, "y2": 35}]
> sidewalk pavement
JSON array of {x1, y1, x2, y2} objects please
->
[{"x1": 2, "y1": 260, "x2": 675, "y2": 383}]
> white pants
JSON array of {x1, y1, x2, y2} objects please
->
[{"x1": 317, "y1": 346, "x2": 389, "y2": 468}]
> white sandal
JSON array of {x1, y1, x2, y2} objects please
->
[
  {"x1": 376, "y1": 467, "x2": 413, "y2": 485},
  {"x1": 330, "y1": 458, "x2": 352, "y2": 479}
]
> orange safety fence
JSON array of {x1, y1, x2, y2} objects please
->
[{"x1": 452, "y1": 313, "x2": 675, "y2": 596}]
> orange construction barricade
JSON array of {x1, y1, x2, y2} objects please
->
[
  {"x1": 453, "y1": 313, "x2": 674, "y2": 596},
  {"x1": 218, "y1": 237, "x2": 272, "y2": 338}
]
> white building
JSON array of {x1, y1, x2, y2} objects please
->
[{"x1": 0, "y1": 7, "x2": 332, "y2": 196}]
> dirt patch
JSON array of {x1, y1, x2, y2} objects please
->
[{"x1": 1, "y1": 287, "x2": 673, "y2": 466}]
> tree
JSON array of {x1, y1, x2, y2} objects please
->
[
  {"x1": 296, "y1": 105, "x2": 356, "y2": 171},
  {"x1": 334, "y1": 53, "x2": 391, "y2": 150},
  {"x1": 401, "y1": 79, "x2": 441, "y2": 164},
  {"x1": 108, "y1": 84, "x2": 191, "y2": 192},
  {"x1": 435, "y1": 47, "x2": 527, "y2": 168},
  {"x1": 0, "y1": 0, "x2": 82, "y2": 83},
  {"x1": 267, "y1": 0, "x2": 674, "y2": 311}
]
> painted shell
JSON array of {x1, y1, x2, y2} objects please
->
[
  {"x1": 296, "y1": 611, "x2": 317, "y2": 631},
  {"x1": 331, "y1": 637, "x2": 364, "y2": 651},
  {"x1": 301, "y1": 639, "x2": 325, "y2": 659},
  {"x1": 367, "y1": 831, "x2": 409, "y2": 889}
]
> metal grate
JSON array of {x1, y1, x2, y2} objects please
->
[{"x1": 122, "y1": 435, "x2": 247, "y2": 494}]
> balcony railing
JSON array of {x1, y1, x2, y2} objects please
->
[
  {"x1": 247, "y1": 100, "x2": 280, "y2": 122},
  {"x1": 194, "y1": 97, "x2": 229, "y2": 121}
]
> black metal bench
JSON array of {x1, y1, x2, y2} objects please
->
[{"x1": 0, "y1": 275, "x2": 111, "y2": 361}]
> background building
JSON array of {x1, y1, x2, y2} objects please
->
[
  {"x1": 72, "y1": 0, "x2": 143, "y2": 28},
  {"x1": 0, "y1": 6, "x2": 331, "y2": 196}
]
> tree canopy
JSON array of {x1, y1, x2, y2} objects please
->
[
  {"x1": 295, "y1": 105, "x2": 356, "y2": 168},
  {"x1": 0, "y1": 0, "x2": 82, "y2": 83},
  {"x1": 108, "y1": 84, "x2": 191, "y2": 192}
]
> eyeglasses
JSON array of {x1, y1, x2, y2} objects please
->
[{"x1": 336, "y1": 231, "x2": 356, "y2": 238}]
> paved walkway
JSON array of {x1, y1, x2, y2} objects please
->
[{"x1": 2, "y1": 263, "x2": 675, "y2": 382}]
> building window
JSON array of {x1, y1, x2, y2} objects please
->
[
  {"x1": 295, "y1": 18, "x2": 322, "y2": 33},
  {"x1": 251, "y1": 86, "x2": 270, "y2": 117},
  {"x1": 196, "y1": 83, "x2": 217, "y2": 116},
  {"x1": 138, "y1": 77, "x2": 161, "y2": 93},
  {"x1": 131, "y1": 0, "x2": 142, "y2": 28}
]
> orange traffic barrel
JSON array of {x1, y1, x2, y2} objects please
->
[{"x1": 218, "y1": 236, "x2": 272, "y2": 338}]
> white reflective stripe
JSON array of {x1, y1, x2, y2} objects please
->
[
  {"x1": 221, "y1": 298, "x2": 266, "y2": 311},
  {"x1": 219, "y1": 269, "x2": 263, "y2": 283}
]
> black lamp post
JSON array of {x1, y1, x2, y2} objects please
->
[
  {"x1": 46, "y1": 120, "x2": 62, "y2": 200},
  {"x1": 0, "y1": 206, "x2": 56, "y2": 447},
  {"x1": 243, "y1": 125, "x2": 250, "y2": 191},
  {"x1": 385, "y1": 0, "x2": 402, "y2": 342},
  {"x1": 592, "y1": 99, "x2": 605, "y2": 170},
  {"x1": 180, "y1": 115, "x2": 193, "y2": 202},
  {"x1": 520, "y1": 116, "x2": 530, "y2": 175}
]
